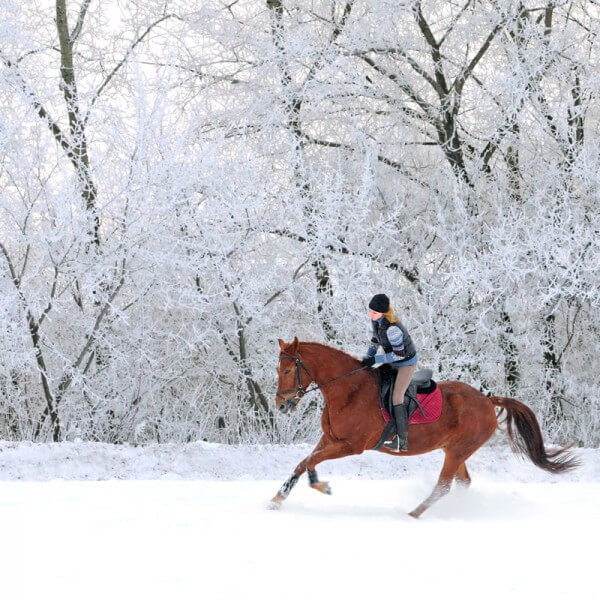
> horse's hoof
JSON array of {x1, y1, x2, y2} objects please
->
[
  {"x1": 408, "y1": 510, "x2": 421, "y2": 519},
  {"x1": 311, "y1": 482, "x2": 332, "y2": 495},
  {"x1": 267, "y1": 493, "x2": 285, "y2": 510}
]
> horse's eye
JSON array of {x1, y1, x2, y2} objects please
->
[{"x1": 284, "y1": 369, "x2": 291, "y2": 375}]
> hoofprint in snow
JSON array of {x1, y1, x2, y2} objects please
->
[{"x1": 0, "y1": 442, "x2": 598, "y2": 600}]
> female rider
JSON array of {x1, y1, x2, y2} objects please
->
[{"x1": 361, "y1": 294, "x2": 418, "y2": 451}]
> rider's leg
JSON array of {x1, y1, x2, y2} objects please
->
[{"x1": 384, "y1": 363, "x2": 417, "y2": 451}]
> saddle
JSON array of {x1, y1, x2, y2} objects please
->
[{"x1": 377, "y1": 364, "x2": 436, "y2": 420}]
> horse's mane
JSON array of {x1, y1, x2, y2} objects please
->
[{"x1": 298, "y1": 341, "x2": 361, "y2": 366}]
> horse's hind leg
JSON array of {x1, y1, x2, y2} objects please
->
[
  {"x1": 408, "y1": 451, "x2": 461, "y2": 519},
  {"x1": 454, "y1": 462, "x2": 471, "y2": 488}
]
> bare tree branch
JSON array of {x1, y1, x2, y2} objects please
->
[
  {"x1": 87, "y1": 13, "x2": 180, "y2": 119},
  {"x1": 70, "y1": 0, "x2": 92, "y2": 43},
  {"x1": 453, "y1": 11, "x2": 513, "y2": 97}
]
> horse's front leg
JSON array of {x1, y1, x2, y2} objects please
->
[
  {"x1": 307, "y1": 468, "x2": 331, "y2": 495},
  {"x1": 268, "y1": 472, "x2": 302, "y2": 509},
  {"x1": 269, "y1": 437, "x2": 356, "y2": 508},
  {"x1": 268, "y1": 436, "x2": 328, "y2": 508}
]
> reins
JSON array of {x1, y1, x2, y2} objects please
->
[{"x1": 277, "y1": 352, "x2": 368, "y2": 399}]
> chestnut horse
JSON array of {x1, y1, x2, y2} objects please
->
[{"x1": 270, "y1": 338, "x2": 579, "y2": 518}]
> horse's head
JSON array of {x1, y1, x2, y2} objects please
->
[{"x1": 275, "y1": 337, "x2": 315, "y2": 414}]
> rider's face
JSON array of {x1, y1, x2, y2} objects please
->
[{"x1": 369, "y1": 309, "x2": 383, "y2": 320}]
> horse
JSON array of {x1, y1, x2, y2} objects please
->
[{"x1": 270, "y1": 337, "x2": 579, "y2": 518}]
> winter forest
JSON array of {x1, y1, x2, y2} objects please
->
[{"x1": 0, "y1": 0, "x2": 599, "y2": 447}]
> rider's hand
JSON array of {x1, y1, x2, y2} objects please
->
[{"x1": 361, "y1": 356, "x2": 376, "y2": 368}]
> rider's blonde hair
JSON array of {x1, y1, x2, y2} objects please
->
[{"x1": 383, "y1": 306, "x2": 398, "y2": 323}]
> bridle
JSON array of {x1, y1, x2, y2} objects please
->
[
  {"x1": 276, "y1": 353, "x2": 315, "y2": 406},
  {"x1": 276, "y1": 351, "x2": 368, "y2": 412}
]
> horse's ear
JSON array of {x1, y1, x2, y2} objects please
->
[
  {"x1": 292, "y1": 336, "x2": 299, "y2": 351},
  {"x1": 278, "y1": 338, "x2": 285, "y2": 350}
]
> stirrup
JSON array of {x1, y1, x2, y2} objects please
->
[{"x1": 383, "y1": 435, "x2": 407, "y2": 452}]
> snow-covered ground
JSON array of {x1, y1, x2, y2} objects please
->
[{"x1": 1, "y1": 442, "x2": 598, "y2": 600}]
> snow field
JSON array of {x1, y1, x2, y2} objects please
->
[{"x1": 0, "y1": 442, "x2": 598, "y2": 600}]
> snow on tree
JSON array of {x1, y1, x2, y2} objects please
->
[{"x1": 0, "y1": 1, "x2": 598, "y2": 445}]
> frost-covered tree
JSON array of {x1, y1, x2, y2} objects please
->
[{"x1": 0, "y1": 0, "x2": 598, "y2": 445}]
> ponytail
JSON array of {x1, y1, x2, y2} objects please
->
[{"x1": 383, "y1": 306, "x2": 398, "y2": 323}]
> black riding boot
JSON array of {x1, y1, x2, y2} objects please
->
[{"x1": 384, "y1": 403, "x2": 408, "y2": 452}]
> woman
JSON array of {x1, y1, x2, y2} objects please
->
[{"x1": 361, "y1": 293, "x2": 418, "y2": 451}]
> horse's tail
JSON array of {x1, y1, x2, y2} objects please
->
[{"x1": 489, "y1": 396, "x2": 580, "y2": 474}]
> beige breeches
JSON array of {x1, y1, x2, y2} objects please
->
[{"x1": 392, "y1": 363, "x2": 417, "y2": 405}]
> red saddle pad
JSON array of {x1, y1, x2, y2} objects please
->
[{"x1": 409, "y1": 386, "x2": 443, "y2": 425}]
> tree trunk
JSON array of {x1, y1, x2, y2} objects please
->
[
  {"x1": 542, "y1": 311, "x2": 563, "y2": 420},
  {"x1": 267, "y1": 0, "x2": 344, "y2": 340},
  {"x1": 55, "y1": 0, "x2": 100, "y2": 244}
]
